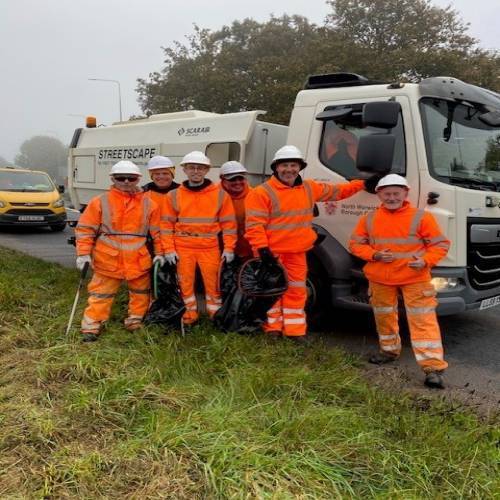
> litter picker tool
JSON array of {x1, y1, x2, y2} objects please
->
[{"x1": 65, "y1": 261, "x2": 90, "y2": 336}]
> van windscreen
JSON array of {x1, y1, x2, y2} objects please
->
[{"x1": 0, "y1": 171, "x2": 54, "y2": 192}]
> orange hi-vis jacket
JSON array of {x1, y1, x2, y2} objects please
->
[
  {"x1": 349, "y1": 201, "x2": 450, "y2": 285},
  {"x1": 76, "y1": 187, "x2": 162, "y2": 280},
  {"x1": 230, "y1": 184, "x2": 253, "y2": 258},
  {"x1": 161, "y1": 181, "x2": 237, "y2": 252},
  {"x1": 245, "y1": 175, "x2": 365, "y2": 253}
]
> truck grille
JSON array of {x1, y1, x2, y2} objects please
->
[
  {"x1": 6, "y1": 209, "x2": 54, "y2": 215},
  {"x1": 10, "y1": 202, "x2": 50, "y2": 207},
  {"x1": 467, "y1": 218, "x2": 500, "y2": 290}
]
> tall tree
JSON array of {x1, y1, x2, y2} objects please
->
[{"x1": 15, "y1": 136, "x2": 68, "y2": 180}]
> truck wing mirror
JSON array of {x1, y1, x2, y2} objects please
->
[
  {"x1": 315, "y1": 107, "x2": 353, "y2": 121},
  {"x1": 363, "y1": 101, "x2": 401, "y2": 129},
  {"x1": 58, "y1": 184, "x2": 65, "y2": 193},
  {"x1": 356, "y1": 134, "x2": 395, "y2": 174},
  {"x1": 479, "y1": 110, "x2": 500, "y2": 127}
]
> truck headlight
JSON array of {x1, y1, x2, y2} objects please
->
[
  {"x1": 53, "y1": 198, "x2": 65, "y2": 208},
  {"x1": 431, "y1": 277, "x2": 459, "y2": 291}
]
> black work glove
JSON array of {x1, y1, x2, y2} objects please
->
[
  {"x1": 258, "y1": 247, "x2": 277, "y2": 266},
  {"x1": 364, "y1": 173, "x2": 385, "y2": 194}
]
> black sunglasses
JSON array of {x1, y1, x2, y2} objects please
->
[{"x1": 113, "y1": 175, "x2": 139, "y2": 182}]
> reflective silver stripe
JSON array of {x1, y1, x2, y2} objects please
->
[
  {"x1": 222, "y1": 229, "x2": 237, "y2": 235},
  {"x1": 261, "y1": 182, "x2": 280, "y2": 214},
  {"x1": 219, "y1": 215, "x2": 236, "y2": 222},
  {"x1": 406, "y1": 306, "x2": 436, "y2": 315},
  {"x1": 129, "y1": 288, "x2": 151, "y2": 295},
  {"x1": 289, "y1": 280, "x2": 306, "y2": 287},
  {"x1": 183, "y1": 295, "x2": 196, "y2": 303},
  {"x1": 434, "y1": 242, "x2": 450, "y2": 249},
  {"x1": 267, "y1": 221, "x2": 312, "y2": 231},
  {"x1": 366, "y1": 211, "x2": 376, "y2": 244},
  {"x1": 267, "y1": 316, "x2": 283, "y2": 324},
  {"x1": 283, "y1": 317, "x2": 306, "y2": 324},
  {"x1": 425, "y1": 235, "x2": 449, "y2": 244},
  {"x1": 381, "y1": 344, "x2": 401, "y2": 352},
  {"x1": 272, "y1": 208, "x2": 313, "y2": 217},
  {"x1": 283, "y1": 308, "x2": 304, "y2": 314},
  {"x1": 415, "y1": 352, "x2": 443, "y2": 361},
  {"x1": 268, "y1": 307, "x2": 281, "y2": 314},
  {"x1": 245, "y1": 221, "x2": 261, "y2": 228},
  {"x1": 175, "y1": 231, "x2": 219, "y2": 238},
  {"x1": 206, "y1": 304, "x2": 220, "y2": 311},
  {"x1": 77, "y1": 224, "x2": 100, "y2": 231},
  {"x1": 303, "y1": 181, "x2": 313, "y2": 207},
  {"x1": 161, "y1": 215, "x2": 177, "y2": 222},
  {"x1": 379, "y1": 333, "x2": 399, "y2": 340},
  {"x1": 186, "y1": 306, "x2": 197, "y2": 311},
  {"x1": 98, "y1": 235, "x2": 145, "y2": 251},
  {"x1": 170, "y1": 189, "x2": 179, "y2": 213},
  {"x1": 160, "y1": 229, "x2": 174, "y2": 235},
  {"x1": 408, "y1": 210, "x2": 425, "y2": 237},
  {"x1": 372, "y1": 236, "x2": 422, "y2": 245},
  {"x1": 392, "y1": 250, "x2": 425, "y2": 259},
  {"x1": 373, "y1": 306, "x2": 397, "y2": 314},
  {"x1": 149, "y1": 225, "x2": 160, "y2": 231},
  {"x1": 246, "y1": 209, "x2": 269, "y2": 217},
  {"x1": 89, "y1": 292, "x2": 116, "y2": 299},
  {"x1": 178, "y1": 217, "x2": 217, "y2": 223},
  {"x1": 412, "y1": 341, "x2": 442, "y2": 349},
  {"x1": 350, "y1": 234, "x2": 369, "y2": 244},
  {"x1": 206, "y1": 296, "x2": 222, "y2": 304},
  {"x1": 317, "y1": 183, "x2": 331, "y2": 202},
  {"x1": 142, "y1": 196, "x2": 151, "y2": 236}
]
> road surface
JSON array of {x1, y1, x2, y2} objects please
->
[{"x1": 0, "y1": 223, "x2": 498, "y2": 411}]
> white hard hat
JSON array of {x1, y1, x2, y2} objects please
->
[
  {"x1": 220, "y1": 161, "x2": 247, "y2": 179},
  {"x1": 375, "y1": 174, "x2": 410, "y2": 191},
  {"x1": 110, "y1": 160, "x2": 142, "y2": 177},
  {"x1": 147, "y1": 155, "x2": 174, "y2": 171},
  {"x1": 180, "y1": 151, "x2": 211, "y2": 167},
  {"x1": 271, "y1": 145, "x2": 307, "y2": 170}
]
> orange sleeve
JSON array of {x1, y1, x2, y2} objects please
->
[
  {"x1": 349, "y1": 214, "x2": 377, "y2": 261},
  {"x1": 310, "y1": 179, "x2": 365, "y2": 202},
  {"x1": 245, "y1": 186, "x2": 272, "y2": 250},
  {"x1": 75, "y1": 197, "x2": 102, "y2": 256},
  {"x1": 159, "y1": 192, "x2": 177, "y2": 253},
  {"x1": 219, "y1": 191, "x2": 237, "y2": 252},
  {"x1": 419, "y1": 213, "x2": 450, "y2": 267},
  {"x1": 148, "y1": 199, "x2": 163, "y2": 256}
]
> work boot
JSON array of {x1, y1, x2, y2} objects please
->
[
  {"x1": 368, "y1": 351, "x2": 396, "y2": 365},
  {"x1": 81, "y1": 333, "x2": 98, "y2": 343},
  {"x1": 424, "y1": 371, "x2": 445, "y2": 389},
  {"x1": 287, "y1": 335, "x2": 310, "y2": 345},
  {"x1": 124, "y1": 316, "x2": 143, "y2": 332},
  {"x1": 266, "y1": 330, "x2": 282, "y2": 338}
]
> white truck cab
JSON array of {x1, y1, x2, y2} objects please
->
[{"x1": 291, "y1": 73, "x2": 500, "y2": 316}]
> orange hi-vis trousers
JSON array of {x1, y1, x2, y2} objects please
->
[
  {"x1": 369, "y1": 281, "x2": 448, "y2": 372},
  {"x1": 177, "y1": 246, "x2": 222, "y2": 324},
  {"x1": 264, "y1": 252, "x2": 307, "y2": 337},
  {"x1": 81, "y1": 271, "x2": 151, "y2": 335}
]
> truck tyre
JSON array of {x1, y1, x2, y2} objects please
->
[
  {"x1": 50, "y1": 222, "x2": 66, "y2": 232},
  {"x1": 306, "y1": 256, "x2": 329, "y2": 329}
]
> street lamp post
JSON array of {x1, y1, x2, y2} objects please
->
[{"x1": 88, "y1": 78, "x2": 123, "y2": 122}]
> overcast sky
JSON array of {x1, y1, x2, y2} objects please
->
[{"x1": 1, "y1": 0, "x2": 498, "y2": 162}]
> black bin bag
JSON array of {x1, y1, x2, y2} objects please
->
[
  {"x1": 214, "y1": 257, "x2": 288, "y2": 333},
  {"x1": 145, "y1": 261, "x2": 185, "y2": 328}
]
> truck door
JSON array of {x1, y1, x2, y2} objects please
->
[{"x1": 305, "y1": 96, "x2": 418, "y2": 249}]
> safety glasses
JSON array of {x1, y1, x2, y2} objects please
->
[{"x1": 113, "y1": 175, "x2": 140, "y2": 182}]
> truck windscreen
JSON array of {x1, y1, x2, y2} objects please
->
[
  {"x1": 0, "y1": 171, "x2": 54, "y2": 192},
  {"x1": 420, "y1": 97, "x2": 500, "y2": 191}
]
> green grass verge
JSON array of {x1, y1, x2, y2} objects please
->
[{"x1": 0, "y1": 246, "x2": 498, "y2": 498}]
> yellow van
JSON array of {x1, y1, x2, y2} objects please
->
[{"x1": 0, "y1": 167, "x2": 66, "y2": 231}]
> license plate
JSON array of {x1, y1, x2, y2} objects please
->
[
  {"x1": 18, "y1": 215, "x2": 44, "y2": 221},
  {"x1": 479, "y1": 295, "x2": 500, "y2": 310}
]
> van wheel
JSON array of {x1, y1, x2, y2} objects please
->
[
  {"x1": 306, "y1": 256, "x2": 329, "y2": 329},
  {"x1": 50, "y1": 222, "x2": 66, "y2": 232}
]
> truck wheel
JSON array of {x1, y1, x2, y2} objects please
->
[
  {"x1": 50, "y1": 222, "x2": 66, "y2": 232},
  {"x1": 306, "y1": 257, "x2": 329, "y2": 329}
]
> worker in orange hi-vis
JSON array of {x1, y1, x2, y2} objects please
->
[
  {"x1": 349, "y1": 174, "x2": 450, "y2": 389},
  {"x1": 160, "y1": 151, "x2": 237, "y2": 325},
  {"x1": 75, "y1": 160, "x2": 164, "y2": 342},
  {"x1": 245, "y1": 145, "x2": 366, "y2": 343},
  {"x1": 220, "y1": 161, "x2": 253, "y2": 261},
  {"x1": 143, "y1": 155, "x2": 179, "y2": 202}
]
